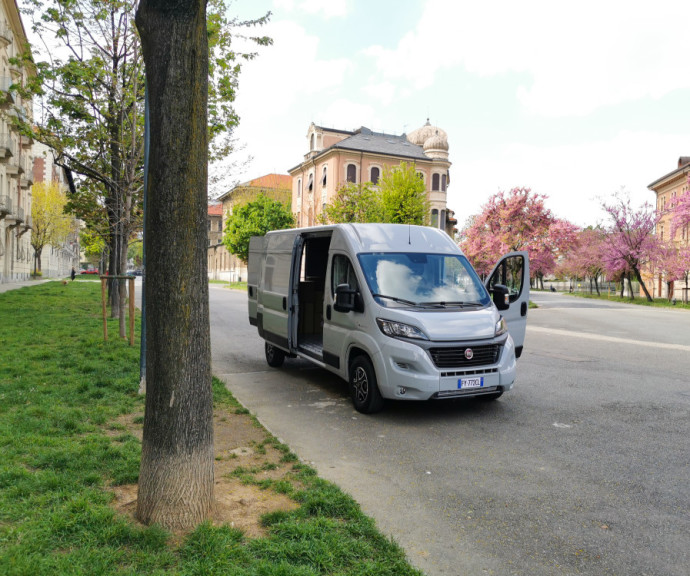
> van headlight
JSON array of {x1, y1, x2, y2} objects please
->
[
  {"x1": 376, "y1": 318, "x2": 429, "y2": 340},
  {"x1": 495, "y1": 316, "x2": 507, "y2": 337}
]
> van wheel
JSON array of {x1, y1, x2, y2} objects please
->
[
  {"x1": 265, "y1": 343, "x2": 286, "y2": 368},
  {"x1": 349, "y1": 356, "x2": 384, "y2": 414}
]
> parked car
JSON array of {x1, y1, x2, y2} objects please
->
[{"x1": 81, "y1": 268, "x2": 99, "y2": 275}]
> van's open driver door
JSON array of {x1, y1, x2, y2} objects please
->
[{"x1": 485, "y1": 252, "x2": 530, "y2": 358}]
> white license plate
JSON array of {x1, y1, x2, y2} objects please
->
[{"x1": 458, "y1": 377, "x2": 483, "y2": 389}]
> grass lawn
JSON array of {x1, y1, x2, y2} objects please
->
[
  {"x1": 0, "y1": 282, "x2": 422, "y2": 576},
  {"x1": 553, "y1": 289, "x2": 690, "y2": 310}
]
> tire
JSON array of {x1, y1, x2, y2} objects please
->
[
  {"x1": 265, "y1": 342, "x2": 286, "y2": 368},
  {"x1": 349, "y1": 355, "x2": 384, "y2": 414}
]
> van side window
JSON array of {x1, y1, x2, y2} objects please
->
[
  {"x1": 332, "y1": 255, "x2": 358, "y2": 295},
  {"x1": 487, "y1": 255, "x2": 525, "y2": 302}
]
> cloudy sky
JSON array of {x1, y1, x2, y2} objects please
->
[{"x1": 228, "y1": 0, "x2": 690, "y2": 229}]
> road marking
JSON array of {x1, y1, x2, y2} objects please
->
[{"x1": 528, "y1": 326, "x2": 690, "y2": 352}]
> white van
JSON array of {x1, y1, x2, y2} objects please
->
[{"x1": 247, "y1": 224, "x2": 529, "y2": 413}]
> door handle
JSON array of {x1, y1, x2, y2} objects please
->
[
  {"x1": 326, "y1": 304, "x2": 331, "y2": 320},
  {"x1": 283, "y1": 297, "x2": 287, "y2": 310}
]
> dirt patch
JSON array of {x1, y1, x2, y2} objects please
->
[{"x1": 110, "y1": 406, "x2": 300, "y2": 538}]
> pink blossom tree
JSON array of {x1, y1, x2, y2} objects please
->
[
  {"x1": 559, "y1": 227, "x2": 606, "y2": 294},
  {"x1": 460, "y1": 187, "x2": 578, "y2": 284},
  {"x1": 654, "y1": 242, "x2": 689, "y2": 301},
  {"x1": 600, "y1": 191, "x2": 661, "y2": 301}
]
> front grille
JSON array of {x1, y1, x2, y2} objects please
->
[{"x1": 429, "y1": 344, "x2": 500, "y2": 368}]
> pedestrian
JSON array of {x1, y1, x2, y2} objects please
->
[{"x1": 71, "y1": 267, "x2": 76, "y2": 282}]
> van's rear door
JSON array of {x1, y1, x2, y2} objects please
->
[
  {"x1": 247, "y1": 236, "x2": 263, "y2": 326},
  {"x1": 485, "y1": 252, "x2": 530, "y2": 357}
]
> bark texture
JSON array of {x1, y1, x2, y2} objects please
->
[{"x1": 135, "y1": 0, "x2": 214, "y2": 530}]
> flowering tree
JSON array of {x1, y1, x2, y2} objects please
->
[
  {"x1": 655, "y1": 242, "x2": 689, "y2": 301},
  {"x1": 558, "y1": 227, "x2": 606, "y2": 294},
  {"x1": 460, "y1": 187, "x2": 578, "y2": 283},
  {"x1": 600, "y1": 191, "x2": 661, "y2": 301}
]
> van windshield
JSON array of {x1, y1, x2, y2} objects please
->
[{"x1": 358, "y1": 252, "x2": 491, "y2": 308}]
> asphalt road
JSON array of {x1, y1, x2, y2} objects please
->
[{"x1": 210, "y1": 285, "x2": 690, "y2": 576}]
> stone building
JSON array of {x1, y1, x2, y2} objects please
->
[
  {"x1": 0, "y1": 0, "x2": 35, "y2": 282},
  {"x1": 288, "y1": 120, "x2": 456, "y2": 235},
  {"x1": 647, "y1": 156, "x2": 690, "y2": 301},
  {"x1": 208, "y1": 174, "x2": 291, "y2": 282}
]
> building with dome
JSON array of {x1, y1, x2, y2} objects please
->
[{"x1": 288, "y1": 120, "x2": 456, "y2": 236}]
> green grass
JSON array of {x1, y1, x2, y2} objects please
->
[
  {"x1": 0, "y1": 282, "x2": 422, "y2": 576},
  {"x1": 559, "y1": 289, "x2": 690, "y2": 310}
]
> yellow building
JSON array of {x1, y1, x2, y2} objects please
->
[
  {"x1": 289, "y1": 120, "x2": 456, "y2": 235},
  {"x1": 648, "y1": 156, "x2": 690, "y2": 301},
  {"x1": 208, "y1": 174, "x2": 291, "y2": 282}
]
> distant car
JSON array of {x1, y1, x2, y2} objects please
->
[{"x1": 81, "y1": 268, "x2": 99, "y2": 275}]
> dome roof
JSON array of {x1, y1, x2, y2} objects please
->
[
  {"x1": 423, "y1": 131, "x2": 449, "y2": 151},
  {"x1": 407, "y1": 119, "x2": 448, "y2": 147}
]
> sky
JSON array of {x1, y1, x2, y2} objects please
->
[{"x1": 226, "y1": 0, "x2": 690, "y2": 229}]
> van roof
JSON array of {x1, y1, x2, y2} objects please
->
[{"x1": 267, "y1": 224, "x2": 461, "y2": 255}]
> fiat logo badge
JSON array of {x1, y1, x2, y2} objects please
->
[{"x1": 464, "y1": 348, "x2": 474, "y2": 360}]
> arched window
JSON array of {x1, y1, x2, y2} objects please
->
[
  {"x1": 441, "y1": 174, "x2": 447, "y2": 192},
  {"x1": 431, "y1": 209, "x2": 438, "y2": 227},
  {"x1": 308, "y1": 173, "x2": 313, "y2": 192},
  {"x1": 310, "y1": 133, "x2": 315, "y2": 150},
  {"x1": 440, "y1": 210, "x2": 446, "y2": 229},
  {"x1": 322, "y1": 166, "x2": 327, "y2": 187},
  {"x1": 297, "y1": 178, "x2": 302, "y2": 197},
  {"x1": 432, "y1": 173, "x2": 440, "y2": 191},
  {"x1": 371, "y1": 166, "x2": 380, "y2": 185},
  {"x1": 346, "y1": 164, "x2": 356, "y2": 183}
]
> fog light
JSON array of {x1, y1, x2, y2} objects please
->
[{"x1": 399, "y1": 387, "x2": 407, "y2": 395}]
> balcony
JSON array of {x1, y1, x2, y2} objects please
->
[
  {"x1": 20, "y1": 156, "x2": 34, "y2": 188},
  {"x1": 0, "y1": 133, "x2": 11, "y2": 159},
  {"x1": 0, "y1": 76, "x2": 15, "y2": 107},
  {"x1": 6, "y1": 204, "x2": 24, "y2": 225},
  {"x1": 0, "y1": 23, "x2": 12, "y2": 47},
  {"x1": 0, "y1": 195, "x2": 11, "y2": 219},
  {"x1": 5, "y1": 156, "x2": 19, "y2": 174},
  {"x1": 9, "y1": 63, "x2": 22, "y2": 80}
]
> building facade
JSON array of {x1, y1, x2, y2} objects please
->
[
  {"x1": 0, "y1": 0, "x2": 34, "y2": 282},
  {"x1": 647, "y1": 156, "x2": 690, "y2": 301},
  {"x1": 207, "y1": 174, "x2": 292, "y2": 282},
  {"x1": 288, "y1": 120, "x2": 456, "y2": 235}
]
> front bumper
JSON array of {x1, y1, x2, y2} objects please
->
[{"x1": 378, "y1": 335, "x2": 517, "y2": 401}]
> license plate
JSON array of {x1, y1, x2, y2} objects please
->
[{"x1": 458, "y1": 377, "x2": 483, "y2": 389}]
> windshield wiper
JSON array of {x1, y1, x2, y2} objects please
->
[{"x1": 371, "y1": 293, "x2": 417, "y2": 306}]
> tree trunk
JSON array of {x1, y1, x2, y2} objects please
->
[
  {"x1": 632, "y1": 266, "x2": 653, "y2": 302},
  {"x1": 135, "y1": 0, "x2": 213, "y2": 531}
]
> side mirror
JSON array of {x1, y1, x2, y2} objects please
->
[
  {"x1": 492, "y1": 284, "x2": 510, "y2": 311},
  {"x1": 334, "y1": 283, "x2": 357, "y2": 313}
]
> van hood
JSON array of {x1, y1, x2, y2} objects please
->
[{"x1": 378, "y1": 306, "x2": 499, "y2": 341}]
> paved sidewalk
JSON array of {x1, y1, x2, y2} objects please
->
[{"x1": 0, "y1": 279, "x2": 54, "y2": 293}]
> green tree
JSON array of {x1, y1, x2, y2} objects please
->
[
  {"x1": 16, "y1": 0, "x2": 271, "y2": 319},
  {"x1": 224, "y1": 194, "x2": 294, "y2": 262},
  {"x1": 319, "y1": 182, "x2": 384, "y2": 224},
  {"x1": 135, "y1": 0, "x2": 213, "y2": 531},
  {"x1": 30, "y1": 181, "x2": 74, "y2": 274},
  {"x1": 379, "y1": 161, "x2": 429, "y2": 225}
]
